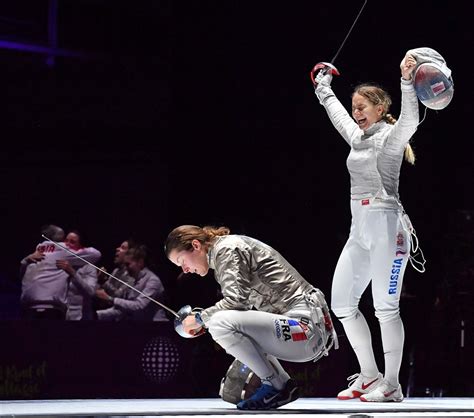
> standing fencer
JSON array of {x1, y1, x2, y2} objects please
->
[
  {"x1": 313, "y1": 53, "x2": 423, "y2": 402},
  {"x1": 165, "y1": 225, "x2": 337, "y2": 410}
]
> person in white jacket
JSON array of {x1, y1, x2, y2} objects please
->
[
  {"x1": 20, "y1": 227, "x2": 101, "y2": 320},
  {"x1": 313, "y1": 53, "x2": 420, "y2": 402},
  {"x1": 56, "y1": 231, "x2": 99, "y2": 320}
]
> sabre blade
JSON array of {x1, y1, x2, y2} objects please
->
[
  {"x1": 330, "y1": 0, "x2": 368, "y2": 65},
  {"x1": 41, "y1": 234, "x2": 180, "y2": 318},
  {"x1": 310, "y1": 0, "x2": 368, "y2": 85}
]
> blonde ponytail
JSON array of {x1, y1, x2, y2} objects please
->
[
  {"x1": 381, "y1": 114, "x2": 416, "y2": 165},
  {"x1": 404, "y1": 143, "x2": 416, "y2": 165},
  {"x1": 384, "y1": 113, "x2": 397, "y2": 125}
]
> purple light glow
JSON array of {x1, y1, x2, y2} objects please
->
[{"x1": 0, "y1": 40, "x2": 90, "y2": 59}]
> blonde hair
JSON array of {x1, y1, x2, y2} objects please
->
[
  {"x1": 404, "y1": 143, "x2": 416, "y2": 165},
  {"x1": 353, "y1": 83, "x2": 416, "y2": 165},
  {"x1": 164, "y1": 225, "x2": 230, "y2": 256}
]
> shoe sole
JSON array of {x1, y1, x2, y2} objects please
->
[
  {"x1": 237, "y1": 386, "x2": 299, "y2": 410},
  {"x1": 338, "y1": 390, "x2": 363, "y2": 400},
  {"x1": 360, "y1": 397, "x2": 404, "y2": 403},
  {"x1": 275, "y1": 386, "x2": 299, "y2": 408}
]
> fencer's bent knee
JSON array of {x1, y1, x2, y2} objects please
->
[
  {"x1": 331, "y1": 305, "x2": 359, "y2": 321},
  {"x1": 206, "y1": 310, "x2": 246, "y2": 347},
  {"x1": 207, "y1": 310, "x2": 235, "y2": 333},
  {"x1": 374, "y1": 307, "x2": 400, "y2": 324},
  {"x1": 332, "y1": 304, "x2": 400, "y2": 324}
]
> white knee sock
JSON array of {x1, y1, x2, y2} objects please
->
[
  {"x1": 380, "y1": 317, "x2": 404, "y2": 386},
  {"x1": 340, "y1": 310, "x2": 379, "y2": 378},
  {"x1": 213, "y1": 332, "x2": 286, "y2": 389},
  {"x1": 263, "y1": 355, "x2": 290, "y2": 389}
]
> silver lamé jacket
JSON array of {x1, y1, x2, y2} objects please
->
[
  {"x1": 315, "y1": 78, "x2": 419, "y2": 201},
  {"x1": 199, "y1": 235, "x2": 317, "y2": 324}
]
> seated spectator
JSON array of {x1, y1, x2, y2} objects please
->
[
  {"x1": 94, "y1": 239, "x2": 137, "y2": 311},
  {"x1": 20, "y1": 226, "x2": 101, "y2": 320},
  {"x1": 96, "y1": 245, "x2": 168, "y2": 322}
]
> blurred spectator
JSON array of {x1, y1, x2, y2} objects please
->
[
  {"x1": 56, "y1": 231, "x2": 99, "y2": 320},
  {"x1": 20, "y1": 226, "x2": 101, "y2": 320},
  {"x1": 19, "y1": 224, "x2": 65, "y2": 279},
  {"x1": 96, "y1": 245, "x2": 168, "y2": 321},
  {"x1": 94, "y1": 239, "x2": 136, "y2": 311},
  {"x1": 41, "y1": 224, "x2": 66, "y2": 241}
]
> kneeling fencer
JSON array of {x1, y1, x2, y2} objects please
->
[{"x1": 165, "y1": 225, "x2": 338, "y2": 410}]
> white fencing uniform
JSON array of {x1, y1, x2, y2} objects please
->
[
  {"x1": 315, "y1": 77, "x2": 419, "y2": 386},
  {"x1": 199, "y1": 235, "x2": 336, "y2": 389},
  {"x1": 21, "y1": 241, "x2": 101, "y2": 314},
  {"x1": 66, "y1": 264, "x2": 98, "y2": 320}
]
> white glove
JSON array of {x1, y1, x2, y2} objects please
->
[{"x1": 315, "y1": 69, "x2": 333, "y2": 87}]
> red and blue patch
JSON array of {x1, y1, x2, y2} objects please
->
[
  {"x1": 395, "y1": 232, "x2": 407, "y2": 256},
  {"x1": 274, "y1": 318, "x2": 308, "y2": 342}
]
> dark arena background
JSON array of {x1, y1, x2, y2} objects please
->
[{"x1": 0, "y1": 0, "x2": 472, "y2": 417}]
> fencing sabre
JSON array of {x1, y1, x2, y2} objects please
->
[
  {"x1": 310, "y1": 0, "x2": 368, "y2": 85},
  {"x1": 41, "y1": 234, "x2": 206, "y2": 338}
]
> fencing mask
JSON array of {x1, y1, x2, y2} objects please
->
[
  {"x1": 407, "y1": 47, "x2": 453, "y2": 110},
  {"x1": 219, "y1": 359, "x2": 261, "y2": 405}
]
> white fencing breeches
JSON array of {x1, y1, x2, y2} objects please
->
[
  {"x1": 331, "y1": 198, "x2": 411, "y2": 320},
  {"x1": 206, "y1": 306, "x2": 324, "y2": 388},
  {"x1": 331, "y1": 197, "x2": 411, "y2": 384}
]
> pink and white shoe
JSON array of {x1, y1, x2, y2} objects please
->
[
  {"x1": 360, "y1": 379, "x2": 404, "y2": 402},
  {"x1": 337, "y1": 372, "x2": 383, "y2": 400}
]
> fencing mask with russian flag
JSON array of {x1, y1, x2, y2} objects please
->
[{"x1": 407, "y1": 47, "x2": 453, "y2": 110}]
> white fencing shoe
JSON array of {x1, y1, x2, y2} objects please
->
[
  {"x1": 360, "y1": 380, "x2": 404, "y2": 402},
  {"x1": 337, "y1": 372, "x2": 383, "y2": 400}
]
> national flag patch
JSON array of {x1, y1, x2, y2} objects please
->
[
  {"x1": 275, "y1": 318, "x2": 309, "y2": 341},
  {"x1": 396, "y1": 232, "x2": 404, "y2": 247},
  {"x1": 287, "y1": 319, "x2": 308, "y2": 341},
  {"x1": 395, "y1": 232, "x2": 407, "y2": 256},
  {"x1": 431, "y1": 81, "x2": 446, "y2": 96}
]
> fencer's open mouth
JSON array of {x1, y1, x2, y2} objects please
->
[{"x1": 357, "y1": 118, "x2": 367, "y2": 126}]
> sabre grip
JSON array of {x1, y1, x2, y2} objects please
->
[
  {"x1": 175, "y1": 305, "x2": 207, "y2": 338},
  {"x1": 310, "y1": 62, "x2": 340, "y2": 86},
  {"x1": 194, "y1": 310, "x2": 204, "y2": 326}
]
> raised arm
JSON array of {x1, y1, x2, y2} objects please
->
[
  {"x1": 314, "y1": 73, "x2": 360, "y2": 146},
  {"x1": 385, "y1": 54, "x2": 419, "y2": 155}
]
